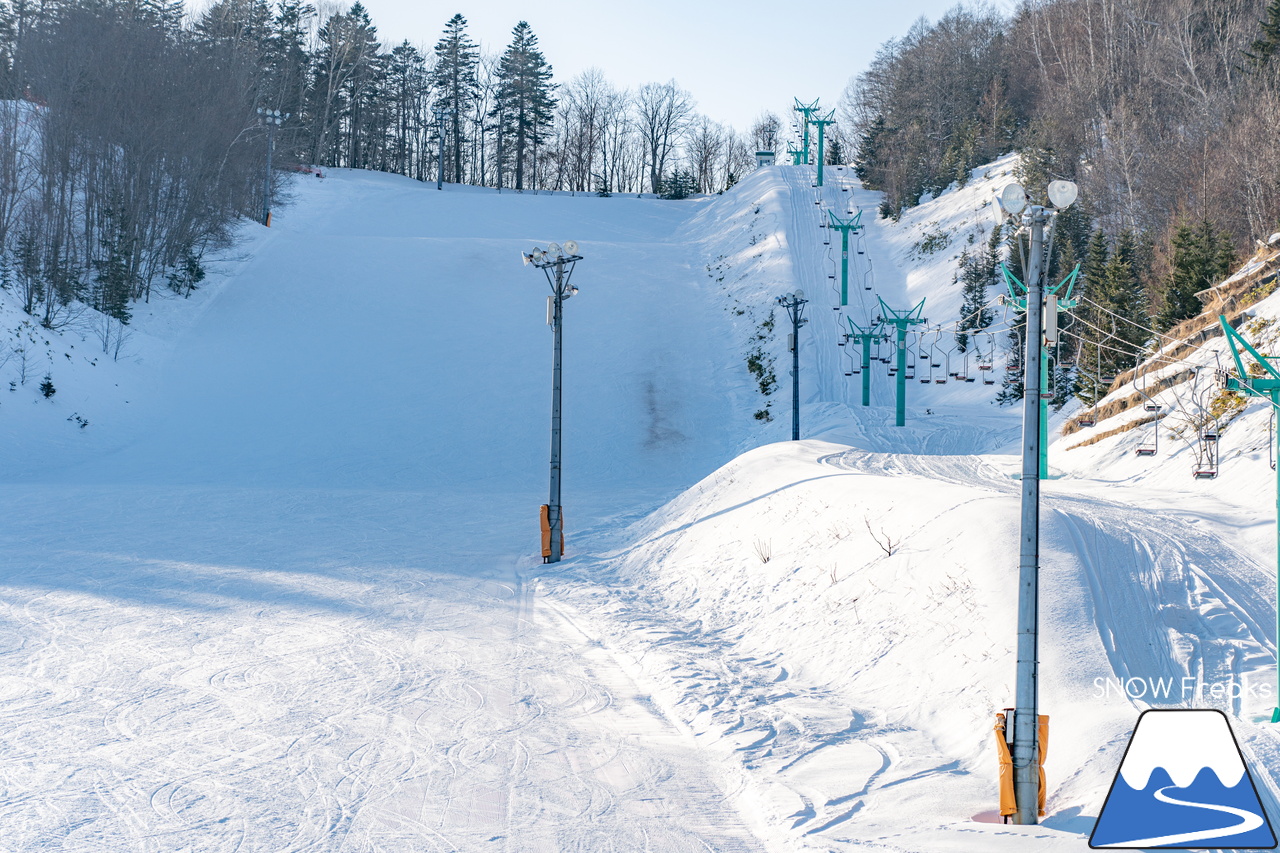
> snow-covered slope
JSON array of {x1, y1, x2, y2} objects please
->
[{"x1": 5, "y1": 157, "x2": 1280, "y2": 852}]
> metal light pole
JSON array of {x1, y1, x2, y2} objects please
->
[
  {"x1": 257, "y1": 108, "x2": 287, "y2": 226},
  {"x1": 1014, "y1": 203, "x2": 1046, "y2": 826},
  {"x1": 1001, "y1": 263, "x2": 1081, "y2": 479},
  {"x1": 777, "y1": 290, "x2": 808, "y2": 440},
  {"x1": 434, "y1": 106, "x2": 454, "y2": 191},
  {"x1": 994, "y1": 179, "x2": 1078, "y2": 826},
  {"x1": 525, "y1": 241, "x2": 583, "y2": 563}
]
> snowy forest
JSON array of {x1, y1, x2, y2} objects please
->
[
  {"x1": 2, "y1": 0, "x2": 1279, "y2": 400},
  {"x1": 0, "y1": 0, "x2": 766, "y2": 351},
  {"x1": 846, "y1": 0, "x2": 1280, "y2": 402}
]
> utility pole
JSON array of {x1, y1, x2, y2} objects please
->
[
  {"x1": 1001, "y1": 263, "x2": 1080, "y2": 478},
  {"x1": 1218, "y1": 318, "x2": 1280, "y2": 723},
  {"x1": 994, "y1": 178, "x2": 1078, "y2": 826},
  {"x1": 876, "y1": 297, "x2": 927, "y2": 427},
  {"x1": 524, "y1": 240, "x2": 584, "y2": 563},
  {"x1": 846, "y1": 318, "x2": 881, "y2": 407},
  {"x1": 777, "y1": 290, "x2": 808, "y2": 440},
  {"x1": 829, "y1": 210, "x2": 863, "y2": 306},
  {"x1": 257, "y1": 108, "x2": 287, "y2": 226},
  {"x1": 793, "y1": 98, "x2": 821, "y2": 165},
  {"x1": 811, "y1": 110, "x2": 836, "y2": 187},
  {"x1": 434, "y1": 106, "x2": 454, "y2": 191}
]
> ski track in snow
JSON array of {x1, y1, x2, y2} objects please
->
[{"x1": 6, "y1": 161, "x2": 1280, "y2": 851}]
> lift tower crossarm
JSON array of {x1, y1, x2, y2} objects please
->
[
  {"x1": 793, "y1": 98, "x2": 822, "y2": 165},
  {"x1": 846, "y1": 316, "x2": 882, "y2": 407},
  {"x1": 829, "y1": 210, "x2": 864, "y2": 307},
  {"x1": 876, "y1": 297, "x2": 927, "y2": 427},
  {"x1": 810, "y1": 110, "x2": 837, "y2": 187}
]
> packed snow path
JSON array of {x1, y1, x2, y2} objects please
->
[
  {"x1": 7, "y1": 163, "x2": 1280, "y2": 851},
  {"x1": 0, "y1": 172, "x2": 766, "y2": 851}
]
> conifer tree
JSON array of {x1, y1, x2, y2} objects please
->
[
  {"x1": 956, "y1": 223, "x2": 1000, "y2": 351},
  {"x1": 1246, "y1": 0, "x2": 1280, "y2": 69},
  {"x1": 430, "y1": 14, "x2": 478, "y2": 185},
  {"x1": 493, "y1": 21, "x2": 556, "y2": 191},
  {"x1": 1155, "y1": 219, "x2": 1235, "y2": 331},
  {"x1": 269, "y1": 0, "x2": 314, "y2": 148},
  {"x1": 854, "y1": 115, "x2": 887, "y2": 188}
]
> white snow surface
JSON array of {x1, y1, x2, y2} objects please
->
[{"x1": 2, "y1": 160, "x2": 1280, "y2": 851}]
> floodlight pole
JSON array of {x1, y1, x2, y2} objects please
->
[
  {"x1": 1012, "y1": 204, "x2": 1050, "y2": 826},
  {"x1": 528, "y1": 249, "x2": 583, "y2": 563},
  {"x1": 1001, "y1": 263, "x2": 1080, "y2": 479},
  {"x1": 434, "y1": 106, "x2": 454, "y2": 191},
  {"x1": 257, "y1": 108, "x2": 287, "y2": 226},
  {"x1": 778, "y1": 291, "x2": 808, "y2": 440},
  {"x1": 846, "y1": 318, "x2": 880, "y2": 407},
  {"x1": 1218, "y1": 317, "x2": 1280, "y2": 721},
  {"x1": 877, "y1": 297, "x2": 927, "y2": 427},
  {"x1": 811, "y1": 111, "x2": 836, "y2": 187},
  {"x1": 829, "y1": 210, "x2": 863, "y2": 306}
]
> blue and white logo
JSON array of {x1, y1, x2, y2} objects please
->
[{"x1": 1091, "y1": 709, "x2": 1276, "y2": 849}]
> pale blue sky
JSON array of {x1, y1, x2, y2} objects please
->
[{"x1": 354, "y1": 0, "x2": 1017, "y2": 133}]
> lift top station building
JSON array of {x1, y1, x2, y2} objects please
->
[{"x1": 755, "y1": 150, "x2": 776, "y2": 168}]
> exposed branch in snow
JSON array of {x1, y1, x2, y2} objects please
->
[{"x1": 864, "y1": 515, "x2": 901, "y2": 557}]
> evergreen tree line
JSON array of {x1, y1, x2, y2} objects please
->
[
  {"x1": 846, "y1": 0, "x2": 1280, "y2": 404},
  {"x1": 0, "y1": 0, "x2": 263, "y2": 347},
  {"x1": 186, "y1": 3, "x2": 756, "y2": 195},
  {"x1": 0, "y1": 0, "x2": 762, "y2": 351}
]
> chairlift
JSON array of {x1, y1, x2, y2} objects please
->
[
  {"x1": 1133, "y1": 355, "x2": 1160, "y2": 458},
  {"x1": 1078, "y1": 415, "x2": 1096, "y2": 428}
]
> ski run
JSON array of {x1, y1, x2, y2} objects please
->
[{"x1": 4, "y1": 158, "x2": 1280, "y2": 851}]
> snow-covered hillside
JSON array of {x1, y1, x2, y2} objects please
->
[{"x1": 4, "y1": 159, "x2": 1280, "y2": 851}]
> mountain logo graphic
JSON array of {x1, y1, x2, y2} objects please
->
[{"x1": 1090, "y1": 709, "x2": 1276, "y2": 849}]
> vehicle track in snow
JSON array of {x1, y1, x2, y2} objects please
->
[{"x1": 821, "y1": 445, "x2": 1279, "y2": 723}]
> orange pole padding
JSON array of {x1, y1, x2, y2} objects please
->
[
  {"x1": 1038, "y1": 714, "x2": 1049, "y2": 817},
  {"x1": 995, "y1": 712, "x2": 1016, "y2": 818},
  {"x1": 994, "y1": 712, "x2": 1049, "y2": 819},
  {"x1": 539, "y1": 505, "x2": 564, "y2": 560}
]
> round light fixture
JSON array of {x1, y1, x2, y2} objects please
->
[
  {"x1": 1047, "y1": 180, "x2": 1079, "y2": 209},
  {"x1": 546, "y1": 242, "x2": 562, "y2": 257},
  {"x1": 999, "y1": 183, "x2": 1027, "y2": 215},
  {"x1": 563, "y1": 240, "x2": 579, "y2": 255}
]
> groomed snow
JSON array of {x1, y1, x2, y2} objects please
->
[{"x1": 3, "y1": 159, "x2": 1280, "y2": 850}]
